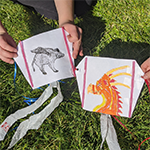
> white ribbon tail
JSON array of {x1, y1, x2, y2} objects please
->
[
  {"x1": 100, "y1": 113, "x2": 121, "y2": 150},
  {"x1": 0, "y1": 82, "x2": 56, "y2": 141},
  {"x1": 8, "y1": 81, "x2": 63, "y2": 149}
]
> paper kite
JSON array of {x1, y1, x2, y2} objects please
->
[
  {"x1": 14, "y1": 28, "x2": 74, "y2": 89},
  {"x1": 75, "y1": 56, "x2": 144, "y2": 118}
]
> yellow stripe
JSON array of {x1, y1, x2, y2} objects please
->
[
  {"x1": 110, "y1": 72, "x2": 131, "y2": 79},
  {"x1": 106, "y1": 65, "x2": 130, "y2": 75},
  {"x1": 109, "y1": 87, "x2": 113, "y2": 110},
  {"x1": 93, "y1": 94, "x2": 106, "y2": 111},
  {"x1": 111, "y1": 82, "x2": 130, "y2": 89}
]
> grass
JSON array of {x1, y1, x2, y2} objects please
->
[{"x1": 0, "y1": 0, "x2": 150, "y2": 149}]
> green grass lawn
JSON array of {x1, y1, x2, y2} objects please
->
[{"x1": 0, "y1": 0, "x2": 150, "y2": 149}]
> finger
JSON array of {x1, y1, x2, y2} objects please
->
[
  {"x1": 8, "y1": 38, "x2": 17, "y2": 48},
  {"x1": 0, "y1": 47, "x2": 18, "y2": 58},
  {"x1": 0, "y1": 55, "x2": 14, "y2": 64},
  {"x1": 141, "y1": 64, "x2": 147, "y2": 73},
  {"x1": 141, "y1": 59, "x2": 150, "y2": 73},
  {"x1": 142, "y1": 71, "x2": 150, "y2": 83},
  {"x1": 79, "y1": 46, "x2": 84, "y2": 56},
  {"x1": 72, "y1": 40, "x2": 82, "y2": 59},
  {"x1": 67, "y1": 33, "x2": 78, "y2": 43},
  {"x1": 0, "y1": 39, "x2": 17, "y2": 52},
  {"x1": 67, "y1": 27, "x2": 82, "y2": 43}
]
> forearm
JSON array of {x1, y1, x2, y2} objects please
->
[
  {"x1": 54, "y1": 0, "x2": 74, "y2": 26},
  {"x1": 0, "y1": 21, "x2": 7, "y2": 34}
]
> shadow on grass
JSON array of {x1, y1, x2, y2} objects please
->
[
  {"x1": 27, "y1": 13, "x2": 58, "y2": 36},
  {"x1": 99, "y1": 39, "x2": 150, "y2": 65},
  {"x1": 13, "y1": 0, "x2": 58, "y2": 35},
  {"x1": 75, "y1": 11, "x2": 106, "y2": 65}
]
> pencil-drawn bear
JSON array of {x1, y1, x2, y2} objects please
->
[{"x1": 31, "y1": 47, "x2": 65, "y2": 75}]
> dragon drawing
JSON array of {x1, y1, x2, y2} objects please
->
[{"x1": 87, "y1": 65, "x2": 131, "y2": 116}]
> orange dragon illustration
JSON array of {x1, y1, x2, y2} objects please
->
[{"x1": 87, "y1": 65, "x2": 131, "y2": 116}]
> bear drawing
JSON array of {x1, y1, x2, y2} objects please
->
[{"x1": 31, "y1": 47, "x2": 65, "y2": 75}]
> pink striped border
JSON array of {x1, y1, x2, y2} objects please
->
[
  {"x1": 19, "y1": 41, "x2": 34, "y2": 88},
  {"x1": 61, "y1": 27, "x2": 76, "y2": 77},
  {"x1": 129, "y1": 61, "x2": 135, "y2": 118},
  {"x1": 81, "y1": 57, "x2": 88, "y2": 108}
]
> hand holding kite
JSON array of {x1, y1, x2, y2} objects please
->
[{"x1": 141, "y1": 57, "x2": 150, "y2": 84}]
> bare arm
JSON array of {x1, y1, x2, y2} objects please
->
[{"x1": 54, "y1": 0, "x2": 74, "y2": 26}]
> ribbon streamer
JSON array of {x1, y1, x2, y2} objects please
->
[
  {"x1": 0, "y1": 82, "x2": 59, "y2": 141},
  {"x1": 14, "y1": 62, "x2": 43, "y2": 103},
  {"x1": 8, "y1": 81, "x2": 63, "y2": 149},
  {"x1": 100, "y1": 113, "x2": 121, "y2": 150}
]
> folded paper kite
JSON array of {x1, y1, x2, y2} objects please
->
[
  {"x1": 75, "y1": 56, "x2": 144, "y2": 118},
  {"x1": 14, "y1": 28, "x2": 74, "y2": 89}
]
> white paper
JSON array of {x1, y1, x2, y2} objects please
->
[
  {"x1": 76, "y1": 56, "x2": 144, "y2": 118},
  {"x1": 14, "y1": 28, "x2": 74, "y2": 89}
]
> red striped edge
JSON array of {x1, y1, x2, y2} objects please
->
[
  {"x1": 61, "y1": 27, "x2": 76, "y2": 77},
  {"x1": 19, "y1": 41, "x2": 34, "y2": 88},
  {"x1": 81, "y1": 57, "x2": 88, "y2": 108},
  {"x1": 129, "y1": 61, "x2": 135, "y2": 118}
]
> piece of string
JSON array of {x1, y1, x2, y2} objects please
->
[
  {"x1": 145, "y1": 79, "x2": 150, "y2": 94},
  {"x1": 112, "y1": 78, "x2": 150, "y2": 149},
  {"x1": 75, "y1": 68, "x2": 79, "y2": 71},
  {"x1": 14, "y1": 62, "x2": 66, "y2": 107},
  {"x1": 112, "y1": 116, "x2": 139, "y2": 143},
  {"x1": 12, "y1": 62, "x2": 44, "y2": 132},
  {"x1": 7, "y1": 127, "x2": 18, "y2": 135},
  {"x1": 112, "y1": 116, "x2": 150, "y2": 149},
  {"x1": 14, "y1": 62, "x2": 42, "y2": 106},
  {"x1": 138, "y1": 137, "x2": 150, "y2": 150}
]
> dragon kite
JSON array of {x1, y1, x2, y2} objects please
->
[{"x1": 87, "y1": 65, "x2": 132, "y2": 116}]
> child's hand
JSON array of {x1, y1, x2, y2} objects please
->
[
  {"x1": 61, "y1": 22, "x2": 83, "y2": 59},
  {"x1": 0, "y1": 33, "x2": 17, "y2": 64},
  {"x1": 141, "y1": 57, "x2": 150, "y2": 84}
]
